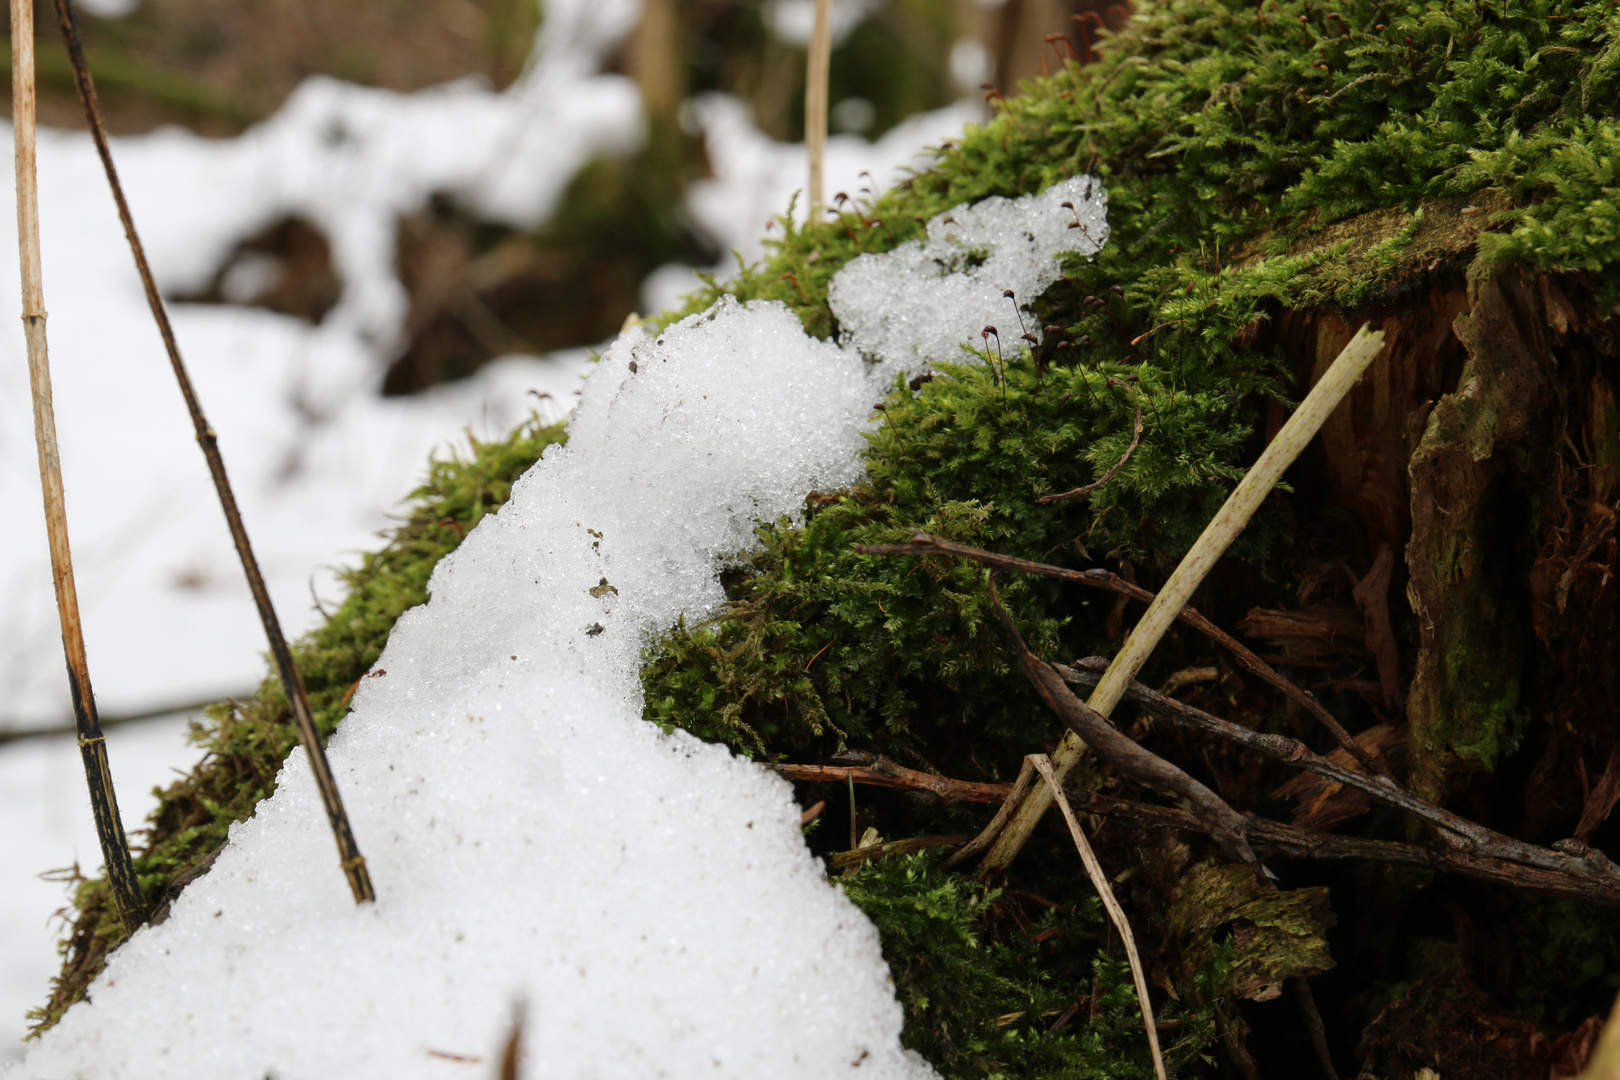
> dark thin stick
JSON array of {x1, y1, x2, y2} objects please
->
[
  {"x1": 779, "y1": 747, "x2": 1620, "y2": 904},
  {"x1": 985, "y1": 574, "x2": 1262, "y2": 867},
  {"x1": 51, "y1": 0, "x2": 373, "y2": 905},
  {"x1": 1057, "y1": 659, "x2": 1620, "y2": 904},
  {"x1": 774, "y1": 753, "x2": 1008, "y2": 804},
  {"x1": 1038, "y1": 406, "x2": 1143, "y2": 503},
  {"x1": 855, "y1": 533, "x2": 1391, "y2": 780},
  {"x1": 942, "y1": 756, "x2": 1036, "y2": 869},
  {"x1": 10, "y1": 0, "x2": 141, "y2": 929}
]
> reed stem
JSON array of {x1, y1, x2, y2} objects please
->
[
  {"x1": 11, "y1": 0, "x2": 143, "y2": 931},
  {"x1": 1031, "y1": 755, "x2": 1166, "y2": 1080},
  {"x1": 804, "y1": 0, "x2": 831, "y2": 218},
  {"x1": 49, "y1": 0, "x2": 374, "y2": 904}
]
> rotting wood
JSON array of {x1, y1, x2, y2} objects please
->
[
  {"x1": 50, "y1": 0, "x2": 374, "y2": 904},
  {"x1": 11, "y1": 0, "x2": 143, "y2": 932},
  {"x1": 1351, "y1": 544, "x2": 1403, "y2": 710},
  {"x1": 1405, "y1": 266, "x2": 1552, "y2": 804}
]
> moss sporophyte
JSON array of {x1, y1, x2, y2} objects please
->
[{"x1": 39, "y1": 0, "x2": 1620, "y2": 1073}]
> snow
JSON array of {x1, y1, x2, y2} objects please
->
[
  {"x1": 14, "y1": 299, "x2": 934, "y2": 1079},
  {"x1": 830, "y1": 173, "x2": 1109, "y2": 384},
  {"x1": 0, "y1": 0, "x2": 1103, "y2": 1062}
]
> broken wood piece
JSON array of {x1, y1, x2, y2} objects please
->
[
  {"x1": 1235, "y1": 605, "x2": 1369, "y2": 659},
  {"x1": 1351, "y1": 544, "x2": 1404, "y2": 709},
  {"x1": 1272, "y1": 724, "x2": 1406, "y2": 831}
]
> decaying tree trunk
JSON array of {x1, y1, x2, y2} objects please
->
[{"x1": 1271, "y1": 227, "x2": 1620, "y2": 849}]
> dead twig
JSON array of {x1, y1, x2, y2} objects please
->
[
  {"x1": 987, "y1": 576, "x2": 1261, "y2": 867},
  {"x1": 943, "y1": 757, "x2": 1036, "y2": 869},
  {"x1": 857, "y1": 533, "x2": 1390, "y2": 781},
  {"x1": 774, "y1": 753, "x2": 1010, "y2": 804},
  {"x1": 1031, "y1": 754, "x2": 1167, "y2": 1080},
  {"x1": 777, "y1": 744, "x2": 1620, "y2": 903},
  {"x1": 1059, "y1": 658, "x2": 1620, "y2": 905},
  {"x1": 51, "y1": 0, "x2": 373, "y2": 904},
  {"x1": 11, "y1": 0, "x2": 142, "y2": 930},
  {"x1": 1038, "y1": 406, "x2": 1144, "y2": 503}
]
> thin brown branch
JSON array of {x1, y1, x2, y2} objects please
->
[
  {"x1": 1037, "y1": 405, "x2": 1143, "y2": 503},
  {"x1": 856, "y1": 533, "x2": 1391, "y2": 780},
  {"x1": 778, "y1": 749, "x2": 1620, "y2": 904},
  {"x1": 1059, "y1": 658, "x2": 1620, "y2": 904},
  {"x1": 51, "y1": 0, "x2": 373, "y2": 904},
  {"x1": 774, "y1": 754, "x2": 1010, "y2": 804},
  {"x1": 943, "y1": 756, "x2": 1036, "y2": 869},
  {"x1": 986, "y1": 575, "x2": 1262, "y2": 867},
  {"x1": 11, "y1": 0, "x2": 141, "y2": 930}
]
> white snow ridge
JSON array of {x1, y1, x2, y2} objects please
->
[{"x1": 16, "y1": 299, "x2": 929, "y2": 1080}]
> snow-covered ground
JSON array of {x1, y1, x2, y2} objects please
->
[{"x1": 0, "y1": 0, "x2": 1000, "y2": 1064}]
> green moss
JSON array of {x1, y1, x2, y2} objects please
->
[
  {"x1": 841, "y1": 854, "x2": 1216, "y2": 1079},
  {"x1": 31, "y1": 415, "x2": 566, "y2": 1035}
]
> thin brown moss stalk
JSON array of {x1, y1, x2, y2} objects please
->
[{"x1": 11, "y1": 0, "x2": 141, "y2": 931}]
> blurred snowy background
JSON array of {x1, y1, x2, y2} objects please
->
[{"x1": 0, "y1": 0, "x2": 1114, "y2": 1056}]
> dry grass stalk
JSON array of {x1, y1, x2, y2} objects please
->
[
  {"x1": 804, "y1": 0, "x2": 832, "y2": 217},
  {"x1": 1030, "y1": 754, "x2": 1167, "y2": 1080},
  {"x1": 10, "y1": 0, "x2": 143, "y2": 931},
  {"x1": 1577, "y1": 991, "x2": 1620, "y2": 1080},
  {"x1": 979, "y1": 323, "x2": 1386, "y2": 875},
  {"x1": 50, "y1": 0, "x2": 374, "y2": 904}
]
